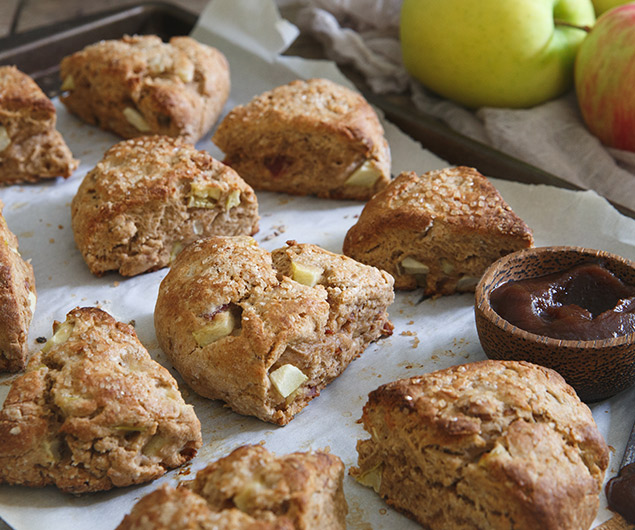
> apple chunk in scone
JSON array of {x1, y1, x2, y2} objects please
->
[{"x1": 154, "y1": 236, "x2": 394, "y2": 425}]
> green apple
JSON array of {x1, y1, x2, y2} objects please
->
[
  {"x1": 400, "y1": 0, "x2": 596, "y2": 108},
  {"x1": 592, "y1": 0, "x2": 633, "y2": 15},
  {"x1": 575, "y1": 4, "x2": 635, "y2": 151}
]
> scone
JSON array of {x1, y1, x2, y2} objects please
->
[
  {"x1": 351, "y1": 360, "x2": 609, "y2": 530},
  {"x1": 154, "y1": 236, "x2": 394, "y2": 425},
  {"x1": 343, "y1": 166, "x2": 534, "y2": 295},
  {"x1": 212, "y1": 78, "x2": 391, "y2": 200},
  {"x1": 60, "y1": 35, "x2": 230, "y2": 143},
  {"x1": 116, "y1": 445, "x2": 347, "y2": 530},
  {"x1": 0, "y1": 201, "x2": 36, "y2": 372},
  {"x1": 0, "y1": 307, "x2": 202, "y2": 493},
  {"x1": 71, "y1": 135, "x2": 259, "y2": 277},
  {"x1": 0, "y1": 66, "x2": 77, "y2": 184}
]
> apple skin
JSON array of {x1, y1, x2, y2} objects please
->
[
  {"x1": 592, "y1": 0, "x2": 633, "y2": 15},
  {"x1": 575, "y1": 4, "x2": 635, "y2": 151},
  {"x1": 400, "y1": 0, "x2": 596, "y2": 108}
]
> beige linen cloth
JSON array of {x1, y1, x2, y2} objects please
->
[{"x1": 289, "y1": 0, "x2": 635, "y2": 212}]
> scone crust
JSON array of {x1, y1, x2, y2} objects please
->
[
  {"x1": 117, "y1": 445, "x2": 346, "y2": 530},
  {"x1": 0, "y1": 66, "x2": 77, "y2": 183},
  {"x1": 213, "y1": 78, "x2": 391, "y2": 200},
  {"x1": 0, "y1": 307, "x2": 202, "y2": 493},
  {"x1": 0, "y1": 201, "x2": 36, "y2": 372},
  {"x1": 71, "y1": 135, "x2": 259, "y2": 277},
  {"x1": 154, "y1": 236, "x2": 394, "y2": 425},
  {"x1": 60, "y1": 35, "x2": 230, "y2": 143},
  {"x1": 352, "y1": 360, "x2": 609, "y2": 530},
  {"x1": 343, "y1": 167, "x2": 534, "y2": 294}
]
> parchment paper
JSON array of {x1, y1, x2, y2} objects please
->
[{"x1": 0, "y1": 1, "x2": 634, "y2": 528}]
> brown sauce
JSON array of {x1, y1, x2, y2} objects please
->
[
  {"x1": 606, "y1": 462, "x2": 635, "y2": 523},
  {"x1": 490, "y1": 262, "x2": 635, "y2": 341}
]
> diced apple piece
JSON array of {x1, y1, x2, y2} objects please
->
[
  {"x1": 142, "y1": 435, "x2": 167, "y2": 457},
  {"x1": 269, "y1": 364, "x2": 308, "y2": 398},
  {"x1": 345, "y1": 160, "x2": 381, "y2": 187},
  {"x1": 147, "y1": 55, "x2": 168, "y2": 75},
  {"x1": 123, "y1": 107, "x2": 151, "y2": 132},
  {"x1": 0, "y1": 126, "x2": 10, "y2": 152},
  {"x1": 41, "y1": 438, "x2": 61, "y2": 465},
  {"x1": 28, "y1": 290, "x2": 36, "y2": 316},
  {"x1": 175, "y1": 58, "x2": 194, "y2": 83},
  {"x1": 41, "y1": 321, "x2": 74, "y2": 353},
  {"x1": 478, "y1": 443, "x2": 510, "y2": 467},
  {"x1": 401, "y1": 257, "x2": 430, "y2": 275},
  {"x1": 355, "y1": 464, "x2": 383, "y2": 493},
  {"x1": 291, "y1": 261, "x2": 322, "y2": 287},
  {"x1": 60, "y1": 74, "x2": 75, "y2": 91},
  {"x1": 192, "y1": 310, "x2": 236, "y2": 347},
  {"x1": 233, "y1": 479, "x2": 266, "y2": 512},
  {"x1": 440, "y1": 258, "x2": 454, "y2": 275},
  {"x1": 170, "y1": 242, "x2": 183, "y2": 263},
  {"x1": 456, "y1": 275, "x2": 479, "y2": 291},
  {"x1": 188, "y1": 182, "x2": 222, "y2": 208},
  {"x1": 226, "y1": 189, "x2": 241, "y2": 210}
]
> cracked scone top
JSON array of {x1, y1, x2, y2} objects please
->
[
  {"x1": 60, "y1": 35, "x2": 230, "y2": 143},
  {"x1": 351, "y1": 360, "x2": 609, "y2": 530},
  {"x1": 71, "y1": 135, "x2": 259, "y2": 277},
  {"x1": 154, "y1": 236, "x2": 394, "y2": 425},
  {"x1": 0, "y1": 307, "x2": 202, "y2": 493},
  {"x1": 0, "y1": 200, "x2": 36, "y2": 372},
  {"x1": 212, "y1": 78, "x2": 391, "y2": 200},
  {"x1": 116, "y1": 444, "x2": 347, "y2": 530},
  {"x1": 343, "y1": 167, "x2": 534, "y2": 295},
  {"x1": 0, "y1": 66, "x2": 77, "y2": 184}
]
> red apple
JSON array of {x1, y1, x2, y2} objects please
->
[{"x1": 575, "y1": 4, "x2": 635, "y2": 151}]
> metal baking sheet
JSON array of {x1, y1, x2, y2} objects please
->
[{"x1": 0, "y1": 3, "x2": 633, "y2": 530}]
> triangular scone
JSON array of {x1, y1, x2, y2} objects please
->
[
  {"x1": 71, "y1": 135, "x2": 259, "y2": 277},
  {"x1": 0, "y1": 307, "x2": 202, "y2": 493},
  {"x1": 116, "y1": 445, "x2": 347, "y2": 530},
  {"x1": 60, "y1": 35, "x2": 230, "y2": 144},
  {"x1": 154, "y1": 236, "x2": 394, "y2": 425},
  {"x1": 0, "y1": 66, "x2": 77, "y2": 184},
  {"x1": 351, "y1": 361, "x2": 609, "y2": 530},
  {"x1": 343, "y1": 167, "x2": 534, "y2": 296},
  {"x1": 0, "y1": 200, "x2": 36, "y2": 372},
  {"x1": 213, "y1": 78, "x2": 391, "y2": 200}
]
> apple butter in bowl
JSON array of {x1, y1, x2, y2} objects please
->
[{"x1": 475, "y1": 246, "x2": 635, "y2": 402}]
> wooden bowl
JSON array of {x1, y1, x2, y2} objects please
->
[{"x1": 474, "y1": 246, "x2": 635, "y2": 402}]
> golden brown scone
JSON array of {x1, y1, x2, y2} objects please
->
[
  {"x1": 213, "y1": 78, "x2": 391, "y2": 200},
  {"x1": 60, "y1": 35, "x2": 230, "y2": 143},
  {"x1": 351, "y1": 360, "x2": 609, "y2": 530},
  {"x1": 71, "y1": 135, "x2": 259, "y2": 277},
  {"x1": 0, "y1": 307, "x2": 202, "y2": 494},
  {"x1": 0, "y1": 200, "x2": 36, "y2": 372},
  {"x1": 116, "y1": 445, "x2": 347, "y2": 530},
  {"x1": 343, "y1": 166, "x2": 534, "y2": 295},
  {"x1": 116, "y1": 484, "x2": 293, "y2": 530},
  {"x1": 0, "y1": 66, "x2": 77, "y2": 184},
  {"x1": 154, "y1": 236, "x2": 394, "y2": 425}
]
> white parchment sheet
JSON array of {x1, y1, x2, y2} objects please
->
[{"x1": 1, "y1": 1, "x2": 634, "y2": 528}]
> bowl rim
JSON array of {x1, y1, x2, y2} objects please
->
[{"x1": 475, "y1": 245, "x2": 635, "y2": 348}]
